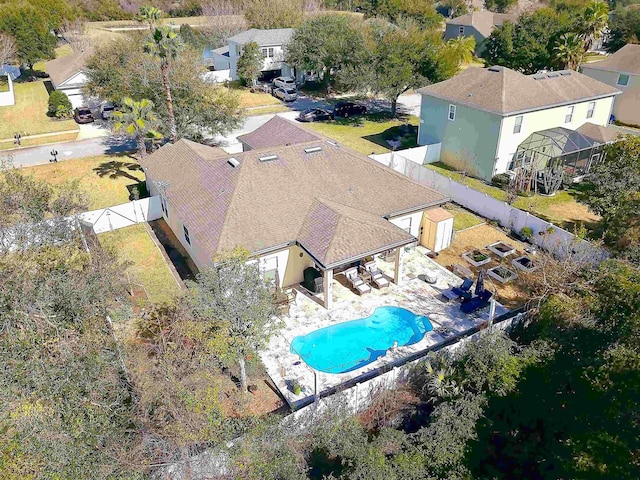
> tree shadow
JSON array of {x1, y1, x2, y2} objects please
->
[
  {"x1": 362, "y1": 124, "x2": 418, "y2": 151},
  {"x1": 93, "y1": 156, "x2": 148, "y2": 201}
]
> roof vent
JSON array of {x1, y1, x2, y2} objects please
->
[
  {"x1": 304, "y1": 146, "x2": 322, "y2": 154},
  {"x1": 532, "y1": 74, "x2": 546, "y2": 80},
  {"x1": 258, "y1": 154, "x2": 278, "y2": 162},
  {"x1": 227, "y1": 157, "x2": 240, "y2": 168},
  {"x1": 547, "y1": 72, "x2": 560, "y2": 78},
  {"x1": 326, "y1": 140, "x2": 339, "y2": 147},
  {"x1": 560, "y1": 70, "x2": 572, "y2": 76},
  {"x1": 488, "y1": 66, "x2": 503, "y2": 72}
]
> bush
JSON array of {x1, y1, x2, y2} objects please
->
[
  {"x1": 519, "y1": 227, "x2": 533, "y2": 241},
  {"x1": 491, "y1": 173, "x2": 512, "y2": 190},
  {"x1": 48, "y1": 90, "x2": 72, "y2": 118}
]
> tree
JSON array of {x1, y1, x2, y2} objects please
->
[
  {"x1": 578, "y1": 0, "x2": 609, "y2": 51},
  {"x1": 112, "y1": 97, "x2": 162, "y2": 158},
  {"x1": 47, "y1": 90, "x2": 73, "y2": 118},
  {"x1": 484, "y1": 0, "x2": 518, "y2": 13},
  {"x1": 144, "y1": 26, "x2": 184, "y2": 143},
  {"x1": 0, "y1": 2, "x2": 56, "y2": 67},
  {"x1": 236, "y1": 40, "x2": 262, "y2": 86},
  {"x1": 0, "y1": 32, "x2": 16, "y2": 66},
  {"x1": 135, "y1": 5, "x2": 164, "y2": 28},
  {"x1": 442, "y1": 0, "x2": 468, "y2": 18},
  {"x1": 606, "y1": 8, "x2": 640, "y2": 53},
  {"x1": 244, "y1": 0, "x2": 305, "y2": 29},
  {"x1": 365, "y1": 0, "x2": 443, "y2": 29},
  {"x1": 445, "y1": 35, "x2": 476, "y2": 65},
  {"x1": 554, "y1": 32, "x2": 584, "y2": 69},
  {"x1": 189, "y1": 248, "x2": 282, "y2": 395}
]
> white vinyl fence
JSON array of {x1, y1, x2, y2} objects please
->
[
  {"x1": 79, "y1": 196, "x2": 163, "y2": 234},
  {"x1": 371, "y1": 150, "x2": 606, "y2": 262}
]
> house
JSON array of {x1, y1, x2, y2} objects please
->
[
  {"x1": 0, "y1": 65, "x2": 20, "y2": 107},
  {"x1": 581, "y1": 44, "x2": 640, "y2": 127},
  {"x1": 44, "y1": 47, "x2": 94, "y2": 108},
  {"x1": 417, "y1": 66, "x2": 621, "y2": 184},
  {"x1": 444, "y1": 11, "x2": 517, "y2": 56},
  {"x1": 203, "y1": 28, "x2": 301, "y2": 83},
  {"x1": 140, "y1": 119, "x2": 450, "y2": 309},
  {"x1": 237, "y1": 115, "x2": 321, "y2": 151}
]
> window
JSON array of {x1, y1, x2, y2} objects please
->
[
  {"x1": 160, "y1": 195, "x2": 168, "y2": 218},
  {"x1": 587, "y1": 101, "x2": 596, "y2": 119},
  {"x1": 565, "y1": 105, "x2": 574, "y2": 123},
  {"x1": 399, "y1": 217, "x2": 412, "y2": 234},
  {"x1": 261, "y1": 256, "x2": 278, "y2": 288},
  {"x1": 261, "y1": 47, "x2": 275, "y2": 58},
  {"x1": 513, "y1": 115, "x2": 523, "y2": 134},
  {"x1": 183, "y1": 224, "x2": 191, "y2": 245},
  {"x1": 448, "y1": 104, "x2": 456, "y2": 121},
  {"x1": 458, "y1": 26, "x2": 465, "y2": 35},
  {"x1": 617, "y1": 73, "x2": 630, "y2": 86}
]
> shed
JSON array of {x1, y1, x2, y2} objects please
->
[{"x1": 420, "y1": 208, "x2": 454, "y2": 253}]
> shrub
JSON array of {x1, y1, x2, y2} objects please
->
[
  {"x1": 519, "y1": 227, "x2": 533, "y2": 240},
  {"x1": 491, "y1": 173, "x2": 511, "y2": 190},
  {"x1": 48, "y1": 90, "x2": 72, "y2": 118}
]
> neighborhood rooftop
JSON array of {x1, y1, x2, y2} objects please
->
[
  {"x1": 447, "y1": 11, "x2": 517, "y2": 38},
  {"x1": 140, "y1": 121, "x2": 448, "y2": 269},
  {"x1": 237, "y1": 115, "x2": 322, "y2": 150},
  {"x1": 575, "y1": 122, "x2": 622, "y2": 144},
  {"x1": 227, "y1": 28, "x2": 294, "y2": 46},
  {"x1": 44, "y1": 46, "x2": 94, "y2": 86},
  {"x1": 417, "y1": 66, "x2": 622, "y2": 116},
  {"x1": 582, "y1": 44, "x2": 640, "y2": 75}
]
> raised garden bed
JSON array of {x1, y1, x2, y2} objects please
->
[
  {"x1": 512, "y1": 255, "x2": 537, "y2": 273},
  {"x1": 487, "y1": 266, "x2": 518, "y2": 283},
  {"x1": 462, "y1": 249, "x2": 491, "y2": 267},
  {"x1": 487, "y1": 241, "x2": 516, "y2": 258}
]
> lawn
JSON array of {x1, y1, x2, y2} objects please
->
[
  {"x1": 444, "y1": 203, "x2": 484, "y2": 231},
  {"x1": 229, "y1": 83, "x2": 282, "y2": 109},
  {"x1": 426, "y1": 162, "x2": 600, "y2": 232},
  {"x1": 99, "y1": 224, "x2": 181, "y2": 305},
  {"x1": 21, "y1": 154, "x2": 146, "y2": 210},
  {"x1": 306, "y1": 114, "x2": 420, "y2": 155},
  {"x1": 0, "y1": 75, "x2": 8, "y2": 93},
  {"x1": 0, "y1": 81, "x2": 78, "y2": 141},
  {"x1": 0, "y1": 131, "x2": 78, "y2": 150},
  {"x1": 245, "y1": 104, "x2": 290, "y2": 116}
]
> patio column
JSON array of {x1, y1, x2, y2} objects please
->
[
  {"x1": 323, "y1": 268, "x2": 333, "y2": 309},
  {"x1": 394, "y1": 246, "x2": 404, "y2": 285}
]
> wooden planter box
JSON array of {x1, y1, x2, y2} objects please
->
[
  {"x1": 487, "y1": 266, "x2": 518, "y2": 283},
  {"x1": 462, "y1": 249, "x2": 491, "y2": 267},
  {"x1": 512, "y1": 255, "x2": 537, "y2": 273},
  {"x1": 487, "y1": 241, "x2": 517, "y2": 258}
]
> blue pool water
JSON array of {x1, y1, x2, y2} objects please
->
[{"x1": 290, "y1": 306, "x2": 433, "y2": 374}]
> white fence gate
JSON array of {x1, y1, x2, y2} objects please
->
[{"x1": 80, "y1": 196, "x2": 163, "y2": 234}]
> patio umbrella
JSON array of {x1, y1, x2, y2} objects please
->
[{"x1": 475, "y1": 269, "x2": 486, "y2": 296}]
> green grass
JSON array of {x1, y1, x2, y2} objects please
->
[
  {"x1": 305, "y1": 114, "x2": 420, "y2": 155},
  {"x1": 21, "y1": 154, "x2": 146, "y2": 210},
  {"x1": 99, "y1": 224, "x2": 180, "y2": 305},
  {"x1": 0, "y1": 76, "x2": 8, "y2": 93},
  {"x1": 444, "y1": 204, "x2": 484, "y2": 231},
  {"x1": 426, "y1": 162, "x2": 600, "y2": 232},
  {"x1": 0, "y1": 81, "x2": 78, "y2": 140}
]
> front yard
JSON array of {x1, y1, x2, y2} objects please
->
[{"x1": 21, "y1": 154, "x2": 145, "y2": 210}]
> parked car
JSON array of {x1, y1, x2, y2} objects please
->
[
  {"x1": 273, "y1": 76, "x2": 296, "y2": 88},
  {"x1": 297, "y1": 108, "x2": 332, "y2": 122},
  {"x1": 273, "y1": 87, "x2": 298, "y2": 102},
  {"x1": 100, "y1": 103, "x2": 116, "y2": 120},
  {"x1": 74, "y1": 107, "x2": 94, "y2": 124},
  {"x1": 333, "y1": 101, "x2": 367, "y2": 118}
]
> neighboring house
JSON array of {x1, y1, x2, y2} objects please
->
[
  {"x1": 582, "y1": 44, "x2": 640, "y2": 127},
  {"x1": 237, "y1": 115, "x2": 321, "y2": 151},
  {"x1": 444, "y1": 11, "x2": 517, "y2": 56},
  {"x1": 140, "y1": 118, "x2": 449, "y2": 309},
  {"x1": 417, "y1": 66, "x2": 621, "y2": 183},
  {"x1": 44, "y1": 46, "x2": 94, "y2": 108},
  {"x1": 0, "y1": 65, "x2": 19, "y2": 107}
]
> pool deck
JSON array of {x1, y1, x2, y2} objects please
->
[{"x1": 260, "y1": 246, "x2": 510, "y2": 409}]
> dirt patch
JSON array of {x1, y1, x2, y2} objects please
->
[{"x1": 218, "y1": 374, "x2": 287, "y2": 417}]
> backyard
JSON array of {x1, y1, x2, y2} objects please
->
[{"x1": 21, "y1": 154, "x2": 145, "y2": 210}]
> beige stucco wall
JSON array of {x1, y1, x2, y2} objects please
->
[
  {"x1": 257, "y1": 245, "x2": 315, "y2": 289},
  {"x1": 582, "y1": 66, "x2": 640, "y2": 126},
  {"x1": 389, "y1": 211, "x2": 424, "y2": 240},
  {"x1": 494, "y1": 96, "x2": 615, "y2": 174}
]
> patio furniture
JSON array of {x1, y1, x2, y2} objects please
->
[
  {"x1": 344, "y1": 267, "x2": 371, "y2": 295},
  {"x1": 418, "y1": 273, "x2": 437, "y2": 284},
  {"x1": 442, "y1": 278, "x2": 473, "y2": 301},
  {"x1": 362, "y1": 261, "x2": 389, "y2": 289},
  {"x1": 460, "y1": 290, "x2": 493, "y2": 314}
]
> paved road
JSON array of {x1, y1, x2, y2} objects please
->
[{"x1": 6, "y1": 136, "x2": 136, "y2": 168}]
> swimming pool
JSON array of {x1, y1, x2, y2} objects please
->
[{"x1": 290, "y1": 306, "x2": 433, "y2": 374}]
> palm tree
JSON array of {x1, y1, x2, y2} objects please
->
[
  {"x1": 555, "y1": 32, "x2": 585, "y2": 70},
  {"x1": 112, "y1": 98, "x2": 162, "y2": 158},
  {"x1": 580, "y1": 1, "x2": 609, "y2": 51},
  {"x1": 446, "y1": 35, "x2": 476, "y2": 70},
  {"x1": 144, "y1": 26, "x2": 183, "y2": 143},
  {"x1": 136, "y1": 5, "x2": 163, "y2": 29}
]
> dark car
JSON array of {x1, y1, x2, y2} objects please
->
[
  {"x1": 297, "y1": 108, "x2": 332, "y2": 122},
  {"x1": 333, "y1": 101, "x2": 367, "y2": 118},
  {"x1": 74, "y1": 107, "x2": 94, "y2": 124}
]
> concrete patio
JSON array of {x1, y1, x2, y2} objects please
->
[{"x1": 260, "y1": 246, "x2": 510, "y2": 409}]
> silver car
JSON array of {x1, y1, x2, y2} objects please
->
[
  {"x1": 273, "y1": 76, "x2": 296, "y2": 89},
  {"x1": 273, "y1": 87, "x2": 298, "y2": 102}
]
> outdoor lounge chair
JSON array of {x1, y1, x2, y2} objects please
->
[
  {"x1": 451, "y1": 278, "x2": 474, "y2": 299},
  {"x1": 362, "y1": 261, "x2": 389, "y2": 289},
  {"x1": 344, "y1": 267, "x2": 371, "y2": 295},
  {"x1": 460, "y1": 290, "x2": 493, "y2": 314}
]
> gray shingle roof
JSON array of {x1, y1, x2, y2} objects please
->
[
  {"x1": 581, "y1": 44, "x2": 640, "y2": 75},
  {"x1": 418, "y1": 66, "x2": 621, "y2": 116},
  {"x1": 237, "y1": 116, "x2": 321, "y2": 150},
  {"x1": 576, "y1": 122, "x2": 622, "y2": 143},
  {"x1": 227, "y1": 28, "x2": 294, "y2": 46},
  {"x1": 44, "y1": 46, "x2": 94, "y2": 87},
  {"x1": 447, "y1": 11, "x2": 517, "y2": 38}
]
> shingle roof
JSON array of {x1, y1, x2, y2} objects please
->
[
  {"x1": 576, "y1": 122, "x2": 622, "y2": 143},
  {"x1": 417, "y1": 66, "x2": 621, "y2": 116},
  {"x1": 227, "y1": 28, "x2": 294, "y2": 46},
  {"x1": 447, "y1": 11, "x2": 517, "y2": 38},
  {"x1": 45, "y1": 46, "x2": 94, "y2": 87},
  {"x1": 581, "y1": 44, "x2": 640, "y2": 75},
  {"x1": 140, "y1": 123, "x2": 448, "y2": 268},
  {"x1": 237, "y1": 116, "x2": 321, "y2": 150}
]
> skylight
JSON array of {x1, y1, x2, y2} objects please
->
[
  {"x1": 304, "y1": 146, "x2": 322, "y2": 154},
  {"x1": 227, "y1": 157, "x2": 240, "y2": 168},
  {"x1": 258, "y1": 154, "x2": 278, "y2": 162}
]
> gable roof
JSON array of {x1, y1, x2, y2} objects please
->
[
  {"x1": 447, "y1": 11, "x2": 517, "y2": 38},
  {"x1": 417, "y1": 66, "x2": 621, "y2": 116},
  {"x1": 237, "y1": 116, "x2": 321, "y2": 150},
  {"x1": 45, "y1": 46, "x2": 94, "y2": 87},
  {"x1": 576, "y1": 122, "x2": 622, "y2": 144},
  {"x1": 582, "y1": 44, "x2": 640, "y2": 75},
  {"x1": 140, "y1": 124, "x2": 448, "y2": 268},
  {"x1": 227, "y1": 28, "x2": 294, "y2": 46}
]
